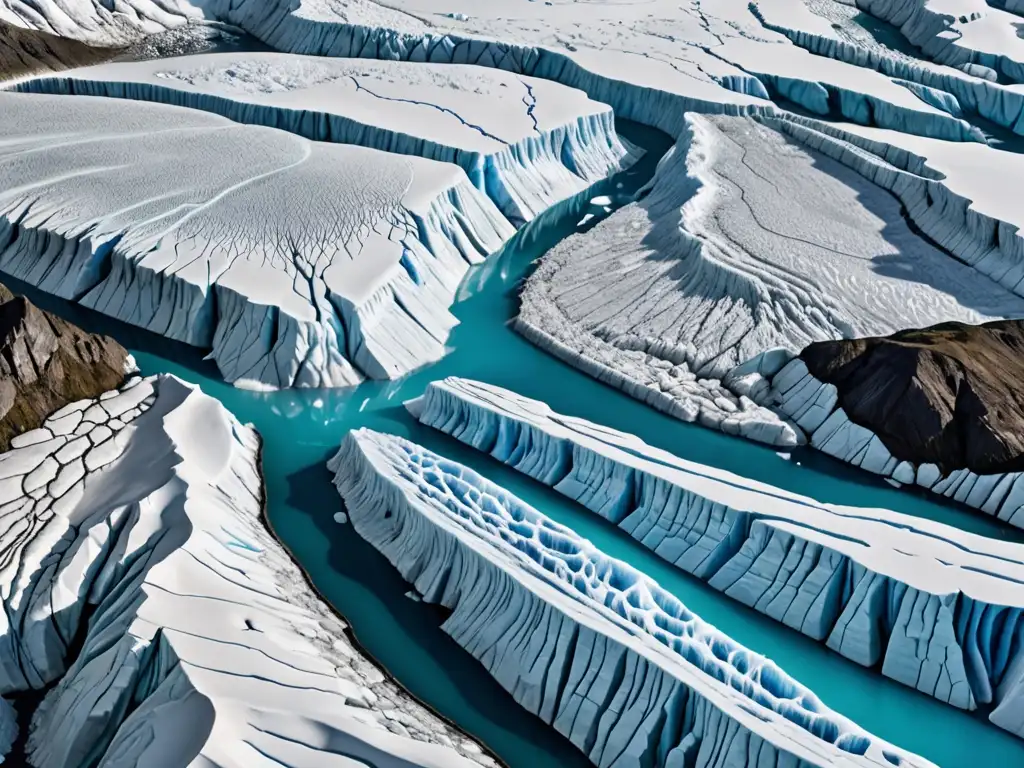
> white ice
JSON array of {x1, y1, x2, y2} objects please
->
[
  {"x1": 516, "y1": 112, "x2": 1024, "y2": 446},
  {"x1": 0, "y1": 91, "x2": 514, "y2": 389},
  {"x1": 0, "y1": 374, "x2": 496, "y2": 767},
  {"x1": 411, "y1": 376, "x2": 1024, "y2": 734},
  {"x1": 330, "y1": 426, "x2": 935, "y2": 768},
  {"x1": 13, "y1": 52, "x2": 640, "y2": 223}
]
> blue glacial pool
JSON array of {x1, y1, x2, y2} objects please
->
[{"x1": 9, "y1": 119, "x2": 1024, "y2": 767}]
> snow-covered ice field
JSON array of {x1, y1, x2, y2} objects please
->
[
  {"x1": 0, "y1": 91, "x2": 514, "y2": 390},
  {"x1": 14, "y1": 53, "x2": 640, "y2": 222}
]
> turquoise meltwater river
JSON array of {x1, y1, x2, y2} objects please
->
[{"x1": 11, "y1": 120, "x2": 1024, "y2": 767}]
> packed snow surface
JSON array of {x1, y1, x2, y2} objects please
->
[
  {"x1": 411, "y1": 376, "x2": 1024, "y2": 735},
  {"x1": 0, "y1": 374, "x2": 495, "y2": 767},
  {"x1": 14, "y1": 52, "x2": 639, "y2": 222},
  {"x1": 329, "y1": 426, "x2": 933, "y2": 768},
  {"x1": 517, "y1": 112, "x2": 1024, "y2": 446},
  {"x1": 0, "y1": 91, "x2": 514, "y2": 389}
]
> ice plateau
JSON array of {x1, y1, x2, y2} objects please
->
[
  {"x1": 329, "y1": 426, "x2": 934, "y2": 768},
  {"x1": 517, "y1": 112, "x2": 1024, "y2": 447},
  {"x1": 12, "y1": 52, "x2": 640, "y2": 223},
  {"x1": 409, "y1": 376, "x2": 1024, "y2": 734},
  {"x1": 0, "y1": 91, "x2": 515, "y2": 390},
  {"x1": 0, "y1": 373, "x2": 497, "y2": 767}
]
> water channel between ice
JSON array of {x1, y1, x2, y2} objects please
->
[{"x1": 8, "y1": 120, "x2": 1023, "y2": 767}]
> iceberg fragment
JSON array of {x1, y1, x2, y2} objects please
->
[
  {"x1": 330, "y1": 426, "x2": 934, "y2": 767},
  {"x1": 410, "y1": 376, "x2": 1024, "y2": 734}
]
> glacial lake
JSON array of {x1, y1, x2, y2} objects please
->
[{"x1": 10, "y1": 119, "x2": 1024, "y2": 766}]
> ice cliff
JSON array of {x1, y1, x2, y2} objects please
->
[
  {"x1": 409, "y1": 376, "x2": 1024, "y2": 736},
  {"x1": 13, "y1": 53, "x2": 640, "y2": 224},
  {"x1": 0, "y1": 373, "x2": 496, "y2": 767},
  {"x1": 0, "y1": 92, "x2": 514, "y2": 390},
  {"x1": 330, "y1": 426, "x2": 934, "y2": 767},
  {"x1": 516, "y1": 112, "x2": 1024, "y2": 447}
]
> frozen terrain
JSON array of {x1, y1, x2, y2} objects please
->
[
  {"x1": 517, "y1": 112, "x2": 1024, "y2": 446},
  {"x1": 14, "y1": 52, "x2": 639, "y2": 222},
  {"x1": 410, "y1": 376, "x2": 1024, "y2": 733},
  {"x1": 0, "y1": 91, "x2": 514, "y2": 390},
  {"x1": 0, "y1": 374, "x2": 495, "y2": 767},
  {"x1": 330, "y1": 426, "x2": 934, "y2": 768}
]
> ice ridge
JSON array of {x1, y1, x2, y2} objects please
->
[
  {"x1": 329, "y1": 426, "x2": 934, "y2": 768},
  {"x1": 408, "y1": 376, "x2": 1024, "y2": 734},
  {"x1": 11, "y1": 54, "x2": 640, "y2": 224}
]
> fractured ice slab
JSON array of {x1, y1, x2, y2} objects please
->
[
  {"x1": 13, "y1": 52, "x2": 639, "y2": 223},
  {"x1": 330, "y1": 426, "x2": 934, "y2": 767},
  {"x1": 516, "y1": 112, "x2": 1024, "y2": 446},
  {"x1": 0, "y1": 374, "x2": 496, "y2": 767},
  {"x1": 0, "y1": 91, "x2": 514, "y2": 389},
  {"x1": 411, "y1": 376, "x2": 1024, "y2": 735}
]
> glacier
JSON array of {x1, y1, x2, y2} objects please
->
[
  {"x1": 329, "y1": 426, "x2": 934, "y2": 768},
  {"x1": 0, "y1": 373, "x2": 498, "y2": 767},
  {"x1": 771, "y1": 357, "x2": 1024, "y2": 530},
  {"x1": 515, "y1": 112, "x2": 1024, "y2": 447},
  {"x1": 409, "y1": 376, "x2": 1024, "y2": 734},
  {"x1": 12, "y1": 53, "x2": 640, "y2": 224},
  {"x1": 0, "y1": 91, "x2": 514, "y2": 390}
]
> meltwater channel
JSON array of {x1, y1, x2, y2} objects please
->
[{"x1": 8, "y1": 120, "x2": 1023, "y2": 767}]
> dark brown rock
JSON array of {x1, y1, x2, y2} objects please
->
[
  {"x1": 0, "y1": 21, "x2": 119, "y2": 81},
  {"x1": 0, "y1": 284, "x2": 129, "y2": 451},
  {"x1": 800, "y1": 319, "x2": 1024, "y2": 475}
]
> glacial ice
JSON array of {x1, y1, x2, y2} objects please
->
[
  {"x1": 410, "y1": 376, "x2": 1024, "y2": 732},
  {"x1": 516, "y1": 112, "x2": 1024, "y2": 446},
  {"x1": 13, "y1": 53, "x2": 640, "y2": 223},
  {"x1": 771, "y1": 357, "x2": 1024, "y2": 531},
  {"x1": 330, "y1": 426, "x2": 934, "y2": 768},
  {"x1": 0, "y1": 91, "x2": 514, "y2": 389},
  {"x1": 0, "y1": 373, "x2": 496, "y2": 767}
]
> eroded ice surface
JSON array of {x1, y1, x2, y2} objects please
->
[
  {"x1": 13, "y1": 52, "x2": 639, "y2": 222},
  {"x1": 517, "y1": 112, "x2": 1024, "y2": 446},
  {"x1": 0, "y1": 91, "x2": 514, "y2": 389},
  {"x1": 0, "y1": 374, "x2": 496, "y2": 767},
  {"x1": 329, "y1": 427, "x2": 933, "y2": 767},
  {"x1": 410, "y1": 376, "x2": 1024, "y2": 734}
]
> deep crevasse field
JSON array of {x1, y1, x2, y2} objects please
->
[{"x1": 2, "y1": 0, "x2": 1024, "y2": 766}]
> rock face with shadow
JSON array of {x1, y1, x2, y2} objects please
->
[
  {"x1": 801, "y1": 319, "x2": 1024, "y2": 475},
  {"x1": 0, "y1": 284, "x2": 130, "y2": 452},
  {"x1": 0, "y1": 21, "x2": 116, "y2": 80}
]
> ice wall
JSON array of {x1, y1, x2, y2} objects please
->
[
  {"x1": 410, "y1": 376, "x2": 1024, "y2": 734},
  {"x1": 0, "y1": 374, "x2": 495, "y2": 767},
  {"x1": 330, "y1": 426, "x2": 934, "y2": 767},
  {"x1": 771, "y1": 357, "x2": 1024, "y2": 532},
  {"x1": 12, "y1": 54, "x2": 640, "y2": 224},
  {"x1": 0, "y1": 92, "x2": 514, "y2": 390}
]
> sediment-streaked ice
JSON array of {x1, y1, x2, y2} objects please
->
[
  {"x1": 329, "y1": 426, "x2": 935, "y2": 767},
  {"x1": 0, "y1": 374, "x2": 495, "y2": 767},
  {"x1": 409, "y1": 376, "x2": 1024, "y2": 734},
  {"x1": 0, "y1": 91, "x2": 514, "y2": 389},
  {"x1": 13, "y1": 53, "x2": 639, "y2": 223}
]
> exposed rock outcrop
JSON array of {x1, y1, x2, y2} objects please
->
[
  {"x1": 0, "y1": 284, "x2": 130, "y2": 451},
  {"x1": 800, "y1": 319, "x2": 1024, "y2": 475},
  {"x1": 0, "y1": 21, "x2": 116, "y2": 80}
]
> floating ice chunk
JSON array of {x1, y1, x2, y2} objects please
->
[{"x1": 330, "y1": 426, "x2": 933, "y2": 767}]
